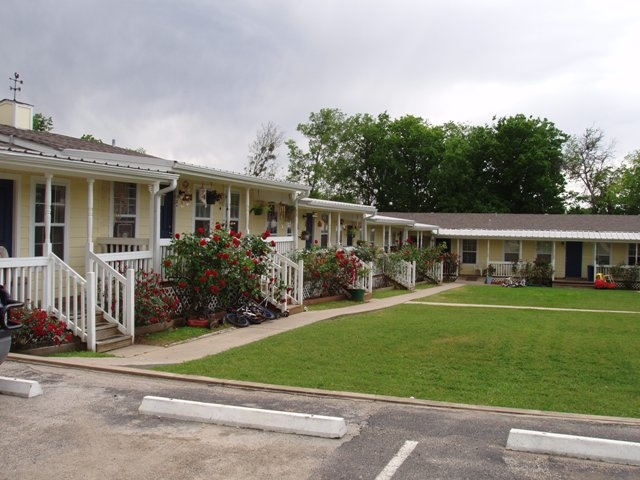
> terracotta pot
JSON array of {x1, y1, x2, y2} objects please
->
[{"x1": 187, "y1": 318, "x2": 210, "y2": 328}]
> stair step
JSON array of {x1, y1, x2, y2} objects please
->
[
  {"x1": 96, "y1": 335, "x2": 133, "y2": 353},
  {"x1": 95, "y1": 322, "x2": 120, "y2": 341}
]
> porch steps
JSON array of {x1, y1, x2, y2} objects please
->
[
  {"x1": 553, "y1": 278, "x2": 592, "y2": 288},
  {"x1": 95, "y1": 314, "x2": 133, "y2": 353}
]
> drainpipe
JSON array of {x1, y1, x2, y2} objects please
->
[{"x1": 153, "y1": 178, "x2": 177, "y2": 272}]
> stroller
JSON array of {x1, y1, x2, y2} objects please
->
[{"x1": 0, "y1": 285, "x2": 23, "y2": 365}]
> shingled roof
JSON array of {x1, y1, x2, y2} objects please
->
[
  {"x1": 377, "y1": 212, "x2": 640, "y2": 241},
  {"x1": 378, "y1": 212, "x2": 640, "y2": 233},
  {"x1": 0, "y1": 124, "x2": 156, "y2": 158}
]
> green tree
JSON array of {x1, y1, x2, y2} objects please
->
[
  {"x1": 487, "y1": 115, "x2": 567, "y2": 213},
  {"x1": 81, "y1": 133, "x2": 103, "y2": 143},
  {"x1": 245, "y1": 121, "x2": 284, "y2": 179},
  {"x1": 612, "y1": 150, "x2": 640, "y2": 214},
  {"x1": 286, "y1": 108, "x2": 348, "y2": 198},
  {"x1": 32, "y1": 112, "x2": 53, "y2": 132},
  {"x1": 562, "y1": 127, "x2": 617, "y2": 213}
]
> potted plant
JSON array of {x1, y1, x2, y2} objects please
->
[
  {"x1": 299, "y1": 231, "x2": 310, "y2": 240},
  {"x1": 250, "y1": 201, "x2": 265, "y2": 215},
  {"x1": 485, "y1": 264, "x2": 496, "y2": 284}
]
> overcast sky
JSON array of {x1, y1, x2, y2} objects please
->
[{"x1": 3, "y1": 0, "x2": 639, "y2": 174}]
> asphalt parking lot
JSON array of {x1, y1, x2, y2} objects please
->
[{"x1": 2, "y1": 359, "x2": 640, "y2": 479}]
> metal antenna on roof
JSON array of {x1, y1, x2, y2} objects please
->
[{"x1": 9, "y1": 72, "x2": 23, "y2": 101}]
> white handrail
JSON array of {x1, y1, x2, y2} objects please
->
[{"x1": 88, "y1": 251, "x2": 135, "y2": 337}]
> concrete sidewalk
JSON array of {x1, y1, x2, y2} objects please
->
[{"x1": 23, "y1": 281, "x2": 467, "y2": 368}]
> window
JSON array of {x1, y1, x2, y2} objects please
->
[
  {"x1": 34, "y1": 183, "x2": 66, "y2": 258},
  {"x1": 536, "y1": 241, "x2": 552, "y2": 264},
  {"x1": 320, "y1": 214, "x2": 329, "y2": 247},
  {"x1": 596, "y1": 243, "x2": 611, "y2": 265},
  {"x1": 113, "y1": 182, "x2": 137, "y2": 237},
  {"x1": 194, "y1": 189, "x2": 211, "y2": 233},
  {"x1": 504, "y1": 240, "x2": 520, "y2": 263},
  {"x1": 228, "y1": 192, "x2": 240, "y2": 233},
  {"x1": 266, "y1": 204, "x2": 278, "y2": 235},
  {"x1": 462, "y1": 239, "x2": 477, "y2": 264},
  {"x1": 629, "y1": 244, "x2": 640, "y2": 266}
]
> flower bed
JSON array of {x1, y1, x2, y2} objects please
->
[
  {"x1": 9, "y1": 307, "x2": 74, "y2": 351},
  {"x1": 163, "y1": 225, "x2": 284, "y2": 318}
]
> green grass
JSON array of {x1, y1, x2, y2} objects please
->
[
  {"x1": 157, "y1": 287, "x2": 640, "y2": 417},
  {"x1": 419, "y1": 285, "x2": 640, "y2": 311},
  {"x1": 50, "y1": 351, "x2": 115, "y2": 358}
]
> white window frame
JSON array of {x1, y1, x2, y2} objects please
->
[
  {"x1": 228, "y1": 191, "x2": 240, "y2": 232},
  {"x1": 596, "y1": 242, "x2": 611, "y2": 265},
  {"x1": 32, "y1": 178, "x2": 69, "y2": 260},
  {"x1": 628, "y1": 243, "x2": 640, "y2": 266},
  {"x1": 504, "y1": 240, "x2": 520, "y2": 263},
  {"x1": 112, "y1": 182, "x2": 138, "y2": 238},
  {"x1": 462, "y1": 239, "x2": 477, "y2": 264},
  {"x1": 194, "y1": 188, "x2": 212, "y2": 233},
  {"x1": 536, "y1": 241, "x2": 553, "y2": 264}
]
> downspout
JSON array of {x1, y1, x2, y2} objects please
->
[{"x1": 153, "y1": 178, "x2": 177, "y2": 272}]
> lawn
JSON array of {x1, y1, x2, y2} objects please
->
[
  {"x1": 418, "y1": 284, "x2": 640, "y2": 311},
  {"x1": 158, "y1": 286, "x2": 640, "y2": 417}
]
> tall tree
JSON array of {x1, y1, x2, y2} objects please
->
[
  {"x1": 245, "y1": 122, "x2": 284, "y2": 179},
  {"x1": 562, "y1": 127, "x2": 617, "y2": 213},
  {"x1": 32, "y1": 112, "x2": 53, "y2": 132},
  {"x1": 611, "y1": 150, "x2": 640, "y2": 214},
  {"x1": 286, "y1": 108, "x2": 348, "y2": 198},
  {"x1": 487, "y1": 115, "x2": 568, "y2": 213}
]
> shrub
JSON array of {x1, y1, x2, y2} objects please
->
[
  {"x1": 134, "y1": 270, "x2": 180, "y2": 326},
  {"x1": 164, "y1": 225, "x2": 278, "y2": 317},
  {"x1": 292, "y1": 244, "x2": 368, "y2": 298},
  {"x1": 9, "y1": 307, "x2": 73, "y2": 349}
]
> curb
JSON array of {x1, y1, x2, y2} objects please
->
[
  {"x1": 139, "y1": 395, "x2": 347, "y2": 438},
  {"x1": 506, "y1": 428, "x2": 640, "y2": 466},
  {"x1": 0, "y1": 375, "x2": 43, "y2": 397}
]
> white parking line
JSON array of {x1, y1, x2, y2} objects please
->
[{"x1": 375, "y1": 440, "x2": 419, "y2": 480}]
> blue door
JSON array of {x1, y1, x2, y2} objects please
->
[
  {"x1": 0, "y1": 179, "x2": 13, "y2": 256},
  {"x1": 565, "y1": 241, "x2": 583, "y2": 278}
]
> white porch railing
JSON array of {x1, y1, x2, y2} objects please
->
[
  {"x1": 346, "y1": 261, "x2": 374, "y2": 293},
  {"x1": 94, "y1": 250, "x2": 153, "y2": 273},
  {"x1": 88, "y1": 251, "x2": 135, "y2": 343},
  {"x1": 0, "y1": 253, "x2": 95, "y2": 349},
  {"x1": 484, "y1": 261, "x2": 523, "y2": 277},
  {"x1": 424, "y1": 262, "x2": 444, "y2": 283},
  {"x1": 263, "y1": 252, "x2": 304, "y2": 311},
  {"x1": 269, "y1": 236, "x2": 296, "y2": 255},
  {"x1": 96, "y1": 237, "x2": 150, "y2": 253},
  {"x1": 384, "y1": 258, "x2": 417, "y2": 290}
]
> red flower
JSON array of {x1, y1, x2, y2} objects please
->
[
  {"x1": 213, "y1": 234, "x2": 220, "y2": 242},
  {"x1": 270, "y1": 240, "x2": 276, "y2": 247},
  {"x1": 200, "y1": 239, "x2": 207, "y2": 246},
  {"x1": 197, "y1": 227, "x2": 205, "y2": 235},
  {"x1": 164, "y1": 260, "x2": 171, "y2": 267},
  {"x1": 174, "y1": 233, "x2": 181, "y2": 239},
  {"x1": 262, "y1": 230, "x2": 270, "y2": 239},
  {"x1": 314, "y1": 240, "x2": 318, "y2": 244}
]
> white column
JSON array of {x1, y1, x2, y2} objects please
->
[
  {"x1": 226, "y1": 186, "x2": 231, "y2": 229},
  {"x1": 86, "y1": 178, "x2": 94, "y2": 252},
  {"x1": 149, "y1": 182, "x2": 159, "y2": 272},
  {"x1": 552, "y1": 241, "x2": 556, "y2": 280},
  {"x1": 245, "y1": 188, "x2": 250, "y2": 234},
  {"x1": 336, "y1": 213, "x2": 341, "y2": 245},
  {"x1": 44, "y1": 173, "x2": 52, "y2": 255},
  {"x1": 293, "y1": 199, "x2": 299, "y2": 249}
]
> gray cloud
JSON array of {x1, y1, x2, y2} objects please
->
[{"x1": 3, "y1": 0, "x2": 638, "y2": 171}]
